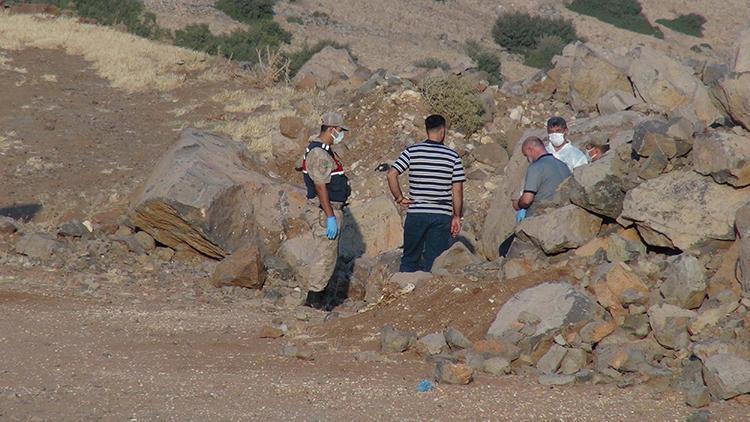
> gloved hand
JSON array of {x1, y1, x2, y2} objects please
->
[
  {"x1": 326, "y1": 216, "x2": 338, "y2": 239},
  {"x1": 515, "y1": 209, "x2": 527, "y2": 223}
]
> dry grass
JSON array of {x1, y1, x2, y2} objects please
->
[{"x1": 0, "y1": 13, "x2": 226, "y2": 92}]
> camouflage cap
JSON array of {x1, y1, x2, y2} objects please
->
[{"x1": 321, "y1": 112, "x2": 349, "y2": 131}]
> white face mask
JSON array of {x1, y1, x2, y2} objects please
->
[
  {"x1": 332, "y1": 129, "x2": 345, "y2": 145},
  {"x1": 549, "y1": 132, "x2": 566, "y2": 147}
]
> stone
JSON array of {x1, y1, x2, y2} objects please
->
[
  {"x1": 416, "y1": 332, "x2": 448, "y2": 356},
  {"x1": 388, "y1": 271, "x2": 433, "y2": 289},
  {"x1": 631, "y1": 120, "x2": 691, "y2": 159},
  {"x1": 605, "y1": 262, "x2": 650, "y2": 305},
  {"x1": 515, "y1": 205, "x2": 602, "y2": 255},
  {"x1": 627, "y1": 45, "x2": 724, "y2": 127},
  {"x1": 648, "y1": 304, "x2": 697, "y2": 350},
  {"x1": 112, "y1": 235, "x2": 146, "y2": 255},
  {"x1": 607, "y1": 233, "x2": 646, "y2": 263},
  {"x1": 430, "y1": 242, "x2": 482, "y2": 275},
  {"x1": 566, "y1": 43, "x2": 633, "y2": 113},
  {"x1": 708, "y1": 241, "x2": 742, "y2": 300},
  {"x1": 501, "y1": 257, "x2": 537, "y2": 279},
  {"x1": 292, "y1": 47, "x2": 358, "y2": 89},
  {"x1": 566, "y1": 153, "x2": 626, "y2": 219},
  {"x1": 0, "y1": 216, "x2": 19, "y2": 235},
  {"x1": 689, "y1": 302, "x2": 740, "y2": 336},
  {"x1": 340, "y1": 195, "x2": 402, "y2": 260},
  {"x1": 536, "y1": 344, "x2": 567, "y2": 374},
  {"x1": 637, "y1": 150, "x2": 668, "y2": 180},
  {"x1": 660, "y1": 255, "x2": 707, "y2": 310},
  {"x1": 732, "y1": 27, "x2": 750, "y2": 73},
  {"x1": 153, "y1": 247, "x2": 174, "y2": 261},
  {"x1": 575, "y1": 237, "x2": 609, "y2": 258},
  {"x1": 380, "y1": 325, "x2": 416, "y2": 353},
  {"x1": 435, "y1": 361, "x2": 473, "y2": 385},
  {"x1": 58, "y1": 219, "x2": 90, "y2": 237},
  {"x1": 620, "y1": 171, "x2": 750, "y2": 250},
  {"x1": 713, "y1": 72, "x2": 750, "y2": 131},
  {"x1": 487, "y1": 282, "x2": 599, "y2": 339},
  {"x1": 483, "y1": 357, "x2": 511, "y2": 375},
  {"x1": 694, "y1": 130, "x2": 750, "y2": 187},
  {"x1": 279, "y1": 116, "x2": 305, "y2": 140},
  {"x1": 472, "y1": 142, "x2": 509, "y2": 169},
  {"x1": 702, "y1": 354, "x2": 750, "y2": 400},
  {"x1": 597, "y1": 90, "x2": 641, "y2": 115},
  {"x1": 559, "y1": 348, "x2": 587, "y2": 375},
  {"x1": 134, "y1": 231, "x2": 156, "y2": 252},
  {"x1": 686, "y1": 410, "x2": 712, "y2": 422},
  {"x1": 473, "y1": 339, "x2": 522, "y2": 361},
  {"x1": 259, "y1": 325, "x2": 284, "y2": 338},
  {"x1": 579, "y1": 321, "x2": 616, "y2": 344},
  {"x1": 538, "y1": 374, "x2": 576, "y2": 386},
  {"x1": 211, "y1": 244, "x2": 266, "y2": 289},
  {"x1": 445, "y1": 327, "x2": 472, "y2": 350},
  {"x1": 15, "y1": 232, "x2": 63, "y2": 260},
  {"x1": 622, "y1": 314, "x2": 650, "y2": 338},
  {"x1": 130, "y1": 128, "x2": 306, "y2": 259}
]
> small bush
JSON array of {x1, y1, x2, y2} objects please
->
[
  {"x1": 524, "y1": 35, "x2": 566, "y2": 69},
  {"x1": 656, "y1": 14, "x2": 706, "y2": 37},
  {"x1": 465, "y1": 40, "x2": 503, "y2": 85},
  {"x1": 420, "y1": 76, "x2": 484, "y2": 134},
  {"x1": 415, "y1": 58, "x2": 450, "y2": 71},
  {"x1": 286, "y1": 16, "x2": 304, "y2": 25},
  {"x1": 175, "y1": 24, "x2": 220, "y2": 55},
  {"x1": 285, "y1": 40, "x2": 353, "y2": 77},
  {"x1": 567, "y1": 0, "x2": 664, "y2": 38},
  {"x1": 492, "y1": 12, "x2": 578, "y2": 55},
  {"x1": 175, "y1": 22, "x2": 291, "y2": 64},
  {"x1": 215, "y1": 0, "x2": 277, "y2": 24}
]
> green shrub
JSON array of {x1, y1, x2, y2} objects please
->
[
  {"x1": 524, "y1": 35, "x2": 566, "y2": 69},
  {"x1": 285, "y1": 40, "x2": 353, "y2": 77},
  {"x1": 465, "y1": 40, "x2": 503, "y2": 85},
  {"x1": 567, "y1": 0, "x2": 663, "y2": 38},
  {"x1": 492, "y1": 12, "x2": 578, "y2": 55},
  {"x1": 215, "y1": 0, "x2": 276, "y2": 24},
  {"x1": 72, "y1": 0, "x2": 163, "y2": 38},
  {"x1": 175, "y1": 21, "x2": 290, "y2": 63},
  {"x1": 174, "y1": 24, "x2": 220, "y2": 54},
  {"x1": 286, "y1": 16, "x2": 304, "y2": 25},
  {"x1": 415, "y1": 58, "x2": 450, "y2": 71},
  {"x1": 420, "y1": 76, "x2": 484, "y2": 134},
  {"x1": 656, "y1": 14, "x2": 706, "y2": 37}
]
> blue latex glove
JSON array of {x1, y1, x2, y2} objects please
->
[
  {"x1": 515, "y1": 209, "x2": 527, "y2": 223},
  {"x1": 326, "y1": 216, "x2": 338, "y2": 239}
]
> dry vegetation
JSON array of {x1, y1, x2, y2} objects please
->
[{"x1": 0, "y1": 12, "x2": 224, "y2": 91}]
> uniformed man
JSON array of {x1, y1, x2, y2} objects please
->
[{"x1": 299, "y1": 112, "x2": 351, "y2": 309}]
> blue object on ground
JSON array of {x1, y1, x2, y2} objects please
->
[{"x1": 417, "y1": 379, "x2": 434, "y2": 392}]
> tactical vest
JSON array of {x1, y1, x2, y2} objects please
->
[{"x1": 301, "y1": 141, "x2": 351, "y2": 203}]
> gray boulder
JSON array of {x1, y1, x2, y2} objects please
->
[
  {"x1": 416, "y1": 332, "x2": 448, "y2": 356},
  {"x1": 516, "y1": 205, "x2": 602, "y2": 255},
  {"x1": 736, "y1": 203, "x2": 750, "y2": 294},
  {"x1": 380, "y1": 325, "x2": 416, "y2": 353},
  {"x1": 702, "y1": 354, "x2": 750, "y2": 400},
  {"x1": 445, "y1": 327, "x2": 473, "y2": 350},
  {"x1": 15, "y1": 232, "x2": 63, "y2": 260},
  {"x1": 693, "y1": 130, "x2": 750, "y2": 187},
  {"x1": 292, "y1": 46, "x2": 359, "y2": 90},
  {"x1": 713, "y1": 72, "x2": 750, "y2": 131},
  {"x1": 597, "y1": 90, "x2": 642, "y2": 115},
  {"x1": 648, "y1": 303, "x2": 696, "y2": 350},
  {"x1": 431, "y1": 241, "x2": 482, "y2": 275},
  {"x1": 566, "y1": 153, "x2": 626, "y2": 219},
  {"x1": 660, "y1": 255, "x2": 707, "y2": 310}
]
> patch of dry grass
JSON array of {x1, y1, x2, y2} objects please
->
[{"x1": 0, "y1": 13, "x2": 226, "y2": 91}]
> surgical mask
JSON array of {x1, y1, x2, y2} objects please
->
[
  {"x1": 332, "y1": 129, "x2": 345, "y2": 145},
  {"x1": 549, "y1": 132, "x2": 566, "y2": 147}
]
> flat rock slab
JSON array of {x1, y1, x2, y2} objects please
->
[{"x1": 702, "y1": 353, "x2": 750, "y2": 400}]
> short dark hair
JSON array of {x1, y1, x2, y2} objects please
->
[
  {"x1": 425, "y1": 114, "x2": 446, "y2": 132},
  {"x1": 320, "y1": 125, "x2": 333, "y2": 134},
  {"x1": 547, "y1": 116, "x2": 567, "y2": 129}
]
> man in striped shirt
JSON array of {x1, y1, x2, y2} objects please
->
[{"x1": 386, "y1": 114, "x2": 466, "y2": 272}]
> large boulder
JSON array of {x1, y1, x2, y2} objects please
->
[
  {"x1": 211, "y1": 244, "x2": 266, "y2": 289},
  {"x1": 732, "y1": 27, "x2": 750, "y2": 74},
  {"x1": 660, "y1": 254, "x2": 707, "y2": 310},
  {"x1": 130, "y1": 128, "x2": 306, "y2": 259},
  {"x1": 619, "y1": 171, "x2": 750, "y2": 250},
  {"x1": 702, "y1": 354, "x2": 750, "y2": 400},
  {"x1": 694, "y1": 130, "x2": 750, "y2": 187},
  {"x1": 340, "y1": 195, "x2": 402, "y2": 260},
  {"x1": 648, "y1": 304, "x2": 696, "y2": 350},
  {"x1": 566, "y1": 43, "x2": 633, "y2": 113},
  {"x1": 712, "y1": 72, "x2": 750, "y2": 131},
  {"x1": 487, "y1": 282, "x2": 599, "y2": 339},
  {"x1": 735, "y1": 203, "x2": 750, "y2": 294},
  {"x1": 292, "y1": 46, "x2": 359, "y2": 90},
  {"x1": 627, "y1": 46, "x2": 724, "y2": 128},
  {"x1": 565, "y1": 153, "x2": 627, "y2": 219},
  {"x1": 516, "y1": 205, "x2": 602, "y2": 255},
  {"x1": 431, "y1": 241, "x2": 482, "y2": 275}
]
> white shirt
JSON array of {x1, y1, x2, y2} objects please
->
[{"x1": 545, "y1": 142, "x2": 589, "y2": 171}]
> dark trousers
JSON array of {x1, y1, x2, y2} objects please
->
[{"x1": 400, "y1": 213, "x2": 452, "y2": 273}]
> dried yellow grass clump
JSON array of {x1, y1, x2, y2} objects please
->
[{"x1": 0, "y1": 13, "x2": 222, "y2": 92}]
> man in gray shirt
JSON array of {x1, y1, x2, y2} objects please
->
[{"x1": 512, "y1": 136, "x2": 571, "y2": 217}]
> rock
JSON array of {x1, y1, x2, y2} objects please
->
[
  {"x1": 597, "y1": 90, "x2": 641, "y2": 115},
  {"x1": 565, "y1": 154, "x2": 626, "y2": 220},
  {"x1": 388, "y1": 271, "x2": 433, "y2": 289},
  {"x1": 702, "y1": 354, "x2": 750, "y2": 400},
  {"x1": 648, "y1": 304, "x2": 697, "y2": 350},
  {"x1": 15, "y1": 232, "x2": 63, "y2": 260},
  {"x1": 501, "y1": 257, "x2": 537, "y2": 279},
  {"x1": 686, "y1": 410, "x2": 712, "y2": 422},
  {"x1": 620, "y1": 171, "x2": 750, "y2": 250},
  {"x1": 536, "y1": 344, "x2": 567, "y2": 374},
  {"x1": 430, "y1": 242, "x2": 482, "y2": 275},
  {"x1": 579, "y1": 321, "x2": 617, "y2": 344},
  {"x1": 487, "y1": 282, "x2": 599, "y2": 339},
  {"x1": 622, "y1": 314, "x2": 650, "y2": 338},
  {"x1": 689, "y1": 302, "x2": 739, "y2": 336},
  {"x1": 133, "y1": 231, "x2": 156, "y2": 252},
  {"x1": 416, "y1": 332, "x2": 448, "y2": 356},
  {"x1": 660, "y1": 255, "x2": 707, "y2": 310},
  {"x1": 605, "y1": 262, "x2": 650, "y2": 305},
  {"x1": 685, "y1": 385, "x2": 710, "y2": 408},
  {"x1": 606, "y1": 233, "x2": 646, "y2": 263},
  {"x1": 445, "y1": 327, "x2": 472, "y2": 350},
  {"x1": 575, "y1": 237, "x2": 609, "y2": 258},
  {"x1": 380, "y1": 325, "x2": 416, "y2": 353},
  {"x1": 340, "y1": 195, "x2": 402, "y2": 260},
  {"x1": 538, "y1": 374, "x2": 576, "y2": 386},
  {"x1": 732, "y1": 27, "x2": 750, "y2": 73},
  {"x1": 627, "y1": 45, "x2": 724, "y2": 127},
  {"x1": 112, "y1": 235, "x2": 146, "y2": 255},
  {"x1": 130, "y1": 128, "x2": 306, "y2": 259},
  {"x1": 483, "y1": 357, "x2": 511, "y2": 375},
  {"x1": 708, "y1": 241, "x2": 742, "y2": 300},
  {"x1": 473, "y1": 339, "x2": 522, "y2": 361},
  {"x1": 637, "y1": 150, "x2": 668, "y2": 180},
  {"x1": 292, "y1": 47, "x2": 358, "y2": 89},
  {"x1": 211, "y1": 244, "x2": 266, "y2": 289},
  {"x1": 279, "y1": 116, "x2": 305, "y2": 140},
  {"x1": 354, "y1": 351, "x2": 387, "y2": 363},
  {"x1": 259, "y1": 325, "x2": 284, "y2": 338},
  {"x1": 713, "y1": 72, "x2": 750, "y2": 130},
  {"x1": 566, "y1": 43, "x2": 632, "y2": 113},
  {"x1": 737, "y1": 204, "x2": 750, "y2": 294},
  {"x1": 472, "y1": 142, "x2": 509, "y2": 169},
  {"x1": 58, "y1": 220, "x2": 89, "y2": 237},
  {"x1": 0, "y1": 216, "x2": 20, "y2": 235},
  {"x1": 515, "y1": 205, "x2": 602, "y2": 255},
  {"x1": 559, "y1": 348, "x2": 587, "y2": 375},
  {"x1": 153, "y1": 246, "x2": 174, "y2": 261},
  {"x1": 694, "y1": 130, "x2": 750, "y2": 187},
  {"x1": 435, "y1": 361, "x2": 473, "y2": 385}
]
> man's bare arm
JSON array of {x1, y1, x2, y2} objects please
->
[
  {"x1": 387, "y1": 167, "x2": 411, "y2": 208},
  {"x1": 315, "y1": 183, "x2": 335, "y2": 217},
  {"x1": 517, "y1": 192, "x2": 535, "y2": 209}
]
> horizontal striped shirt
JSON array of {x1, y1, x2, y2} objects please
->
[{"x1": 392, "y1": 140, "x2": 466, "y2": 215}]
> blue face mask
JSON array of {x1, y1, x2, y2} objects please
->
[{"x1": 332, "y1": 129, "x2": 345, "y2": 145}]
